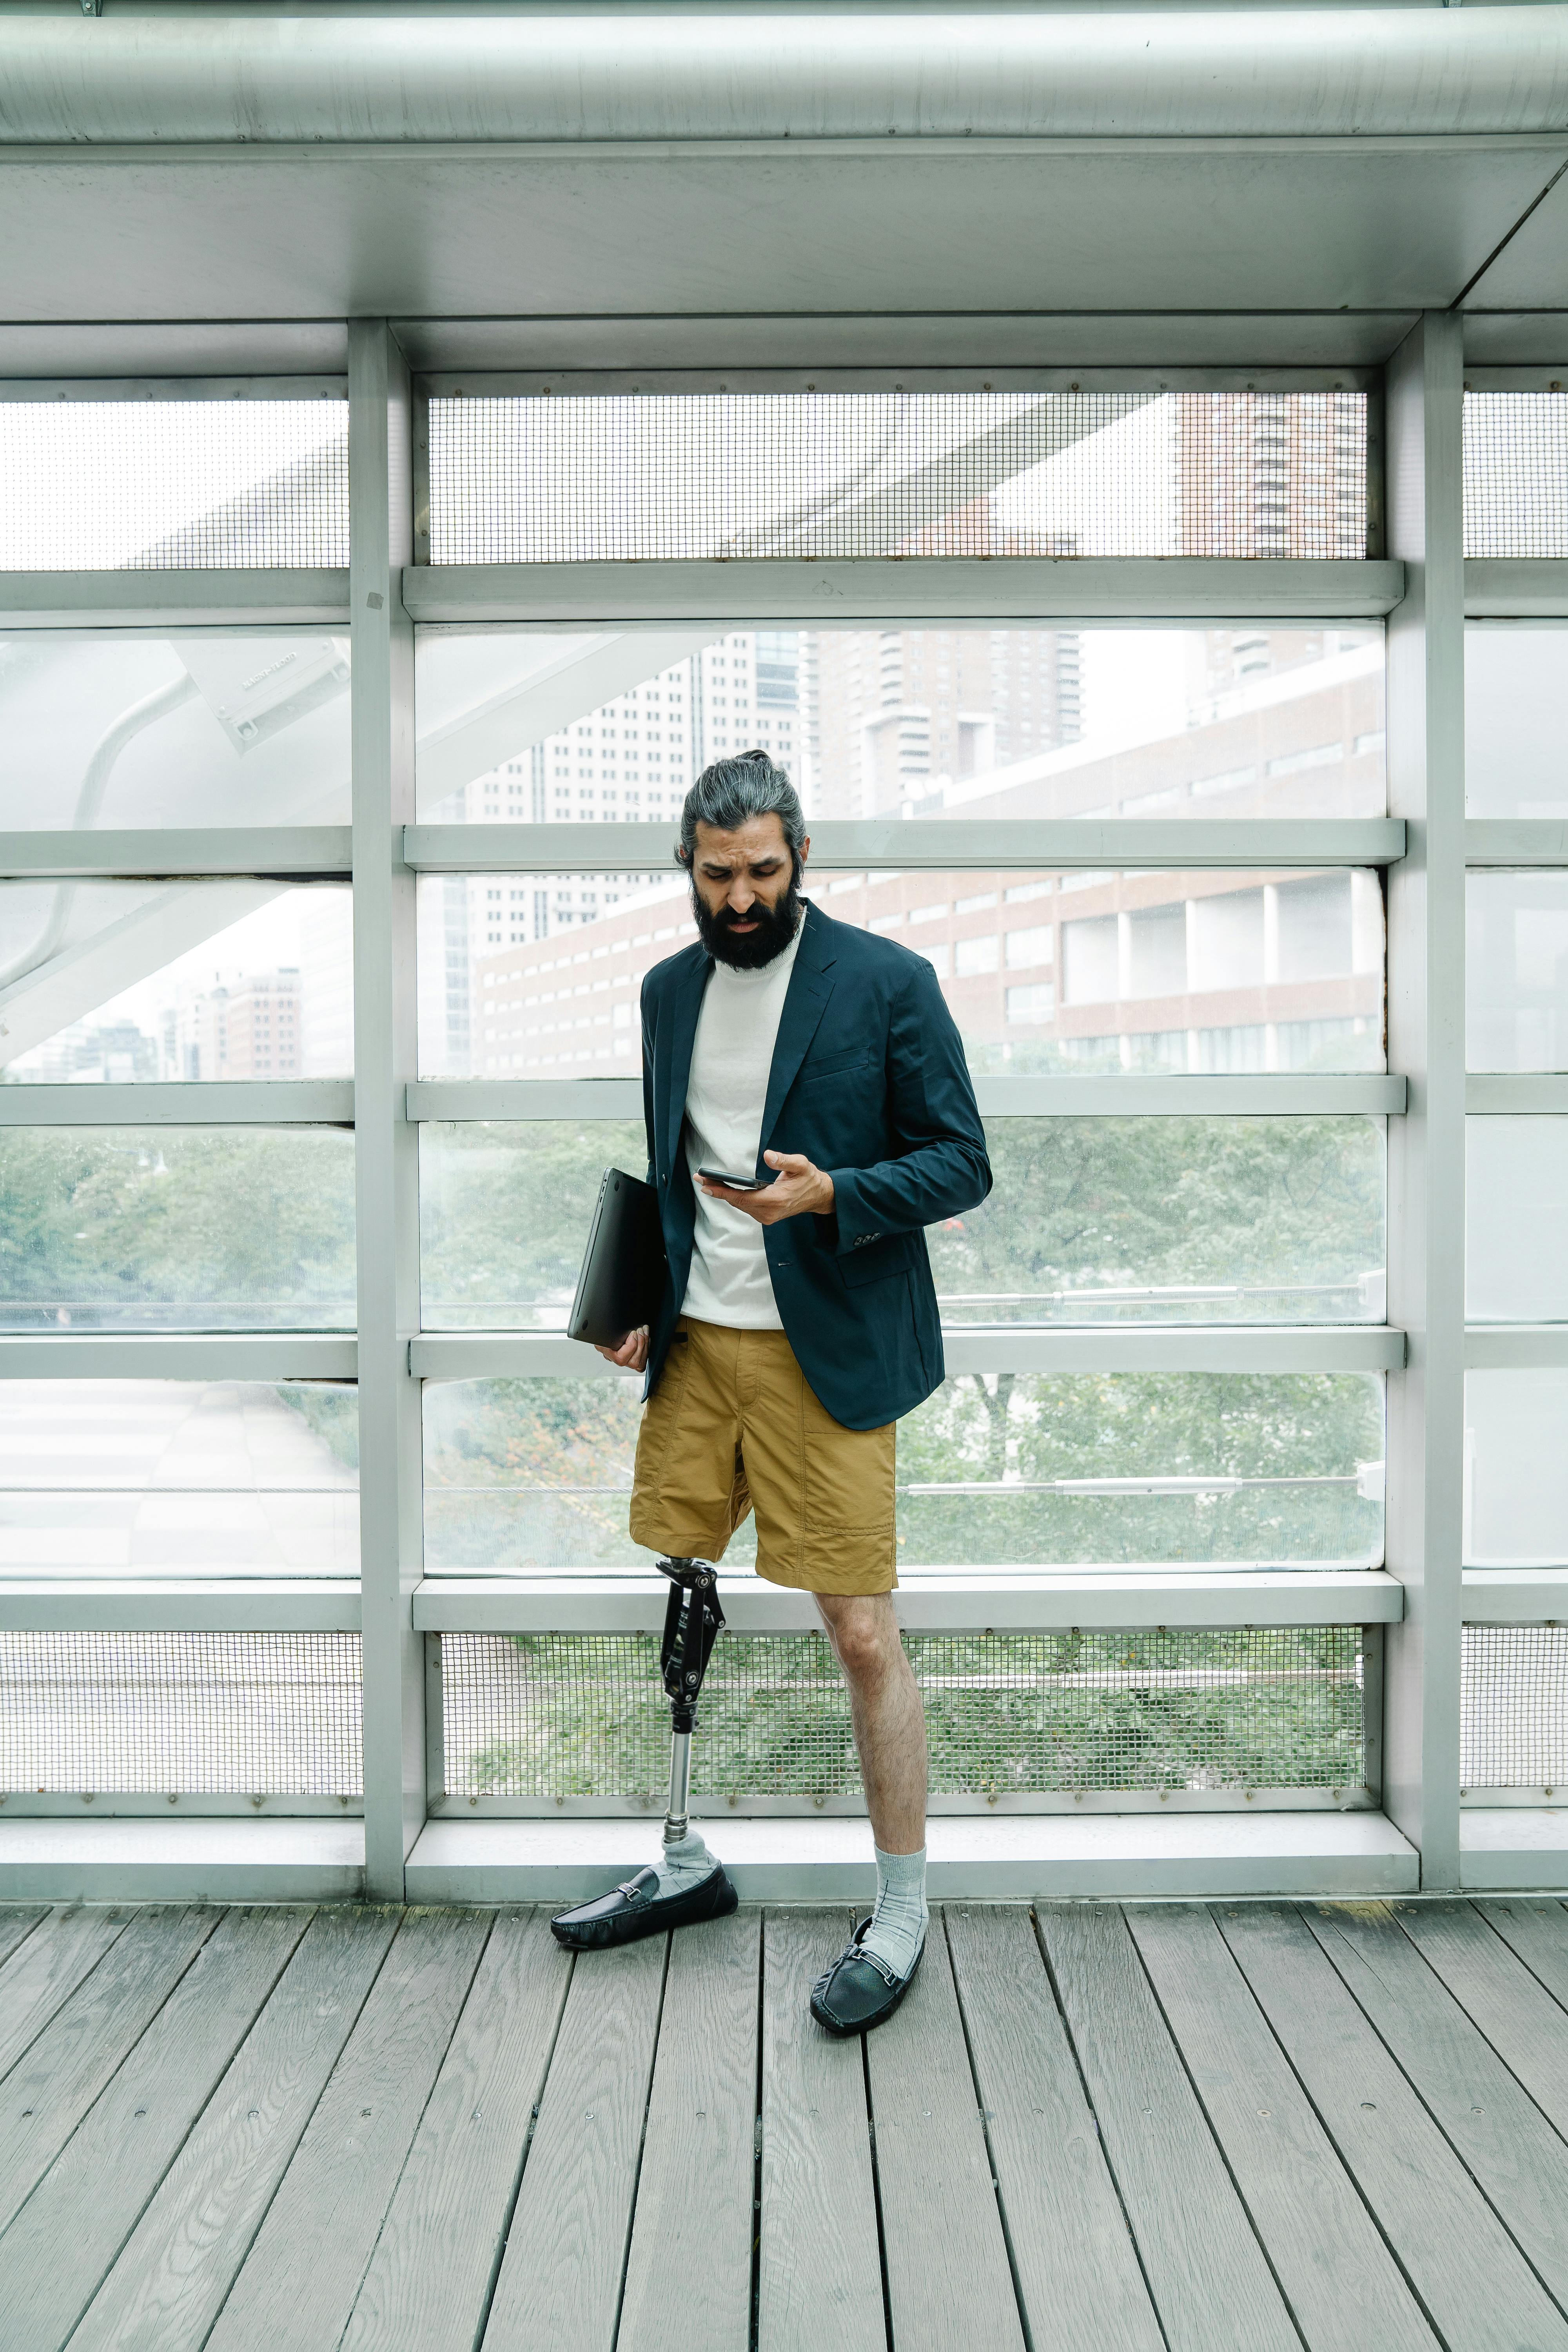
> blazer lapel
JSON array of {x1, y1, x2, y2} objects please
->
[
  {"x1": 757, "y1": 902, "x2": 838, "y2": 1159},
  {"x1": 663, "y1": 948, "x2": 712, "y2": 1180}
]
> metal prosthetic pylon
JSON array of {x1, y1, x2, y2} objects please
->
[{"x1": 655, "y1": 1555, "x2": 725, "y2": 1848}]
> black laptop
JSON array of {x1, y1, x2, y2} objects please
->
[{"x1": 566, "y1": 1167, "x2": 668, "y2": 1347}]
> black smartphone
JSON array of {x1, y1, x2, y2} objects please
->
[{"x1": 698, "y1": 1167, "x2": 768, "y2": 1191}]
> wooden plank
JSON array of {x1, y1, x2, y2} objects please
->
[
  {"x1": 0, "y1": 1909, "x2": 47, "y2": 1971},
  {"x1": 617, "y1": 1909, "x2": 762, "y2": 2352},
  {"x1": 68, "y1": 1906, "x2": 401, "y2": 2352},
  {"x1": 339, "y1": 1911, "x2": 572, "y2": 2352},
  {"x1": 757, "y1": 1907, "x2": 883, "y2": 2352},
  {"x1": 0, "y1": 1907, "x2": 217, "y2": 2239},
  {"x1": 1477, "y1": 1896, "x2": 1568, "y2": 2013},
  {"x1": 0, "y1": 1906, "x2": 312, "y2": 2352},
  {"x1": 1399, "y1": 1901, "x2": 1568, "y2": 2136},
  {"x1": 867, "y1": 1908, "x2": 1025, "y2": 2352},
  {"x1": 1218, "y1": 1905, "x2": 1568, "y2": 2352},
  {"x1": 1302, "y1": 1900, "x2": 1568, "y2": 2308},
  {"x1": 482, "y1": 1931, "x2": 666, "y2": 2352},
  {"x1": 0, "y1": 1906, "x2": 132, "y2": 2085},
  {"x1": 1125, "y1": 1905, "x2": 1437, "y2": 2352},
  {"x1": 205, "y1": 1908, "x2": 492, "y2": 2352},
  {"x1": 947, "y1": 1906, "x2": 1165, "y2": 2352},
  {"x1": 1038, "y1": 1904, "x2": 1299, "y2": 2352}
]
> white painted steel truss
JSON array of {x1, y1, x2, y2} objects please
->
[{"x1": 1, "y1": 341, "x2": 1560, "y2": 1898}]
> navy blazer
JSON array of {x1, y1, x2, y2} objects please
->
[{"x1": 639, "y1": 898, "x2": 993, "y2": 1431}]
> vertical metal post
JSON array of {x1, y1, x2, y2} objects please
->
[
  {"x1": 1383, "y1": 311, "x2": 1465, "y2": 1887},
  {"x1": 350, "y1": 319, "x2": 424, "y2": 1901}
]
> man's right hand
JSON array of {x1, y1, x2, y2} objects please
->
[{"x1": 595, "y1": 1325, "x2": 650, "y2": 1373}]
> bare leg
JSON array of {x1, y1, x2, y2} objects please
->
[{"x1": 814, "y1": 1592, "x2": 927, "y2": 1853}]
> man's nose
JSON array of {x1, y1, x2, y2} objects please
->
[{"x1": 726, "y1": 879, "x2": 756, "y2": 912}]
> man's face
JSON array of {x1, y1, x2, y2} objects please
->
[{"x1": 687, "y1": 813, "x2": 809, "y2": 969}]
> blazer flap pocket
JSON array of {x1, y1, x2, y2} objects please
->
[
  {"x1": 798, "y1": 1047, "x2": 876, "y2": 1086},
  {"x1": 840, "y1": 1233, "x2": 915, "y2": 1288}
]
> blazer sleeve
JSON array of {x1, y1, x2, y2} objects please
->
[
  {"x1": 825, "y1": 955, "x2": 992, "y2": 1254},
  {"x1": 640, "y1": 974, "x2": 657, "y2": 1185}
]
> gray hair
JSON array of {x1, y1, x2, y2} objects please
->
[{"x1": 678, "y1": 748, "x2": 806, "y2": 871}]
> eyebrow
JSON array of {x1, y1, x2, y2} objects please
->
[{"x1": 699, "y1": 853, "x2": 786, "y2": 872}]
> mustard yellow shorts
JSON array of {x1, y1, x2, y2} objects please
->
[{"x1": 628, "y1": 1316, "x2": 897, "y2": 1595}]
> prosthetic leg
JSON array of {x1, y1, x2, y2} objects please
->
[{"x1": 549, "y1": 1557, "x2": 739, "y2": 1950}]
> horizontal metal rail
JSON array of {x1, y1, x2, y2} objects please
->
[
  {"x1": 0, "y1": 1081, "x2": 355, "y2": 1126},
  {"x1": 412, "y1": 1325, "x2": 1406, "y2": 1379},
  {"x1": 401, "y1": 557, "x2": 1406, "y2": 626},
  {"x1": 1464, "y1": 1325, "x2": 1568, "y2": 1370},
  {"x1": 0, "y1": 1581, "x2": 361, "y2": 1632},
  {"x1": 0, "y1": 1334, "x2": 358, "y2": 1379},
  {"x1": 407, "y1": 1073, "x2": 1407, "y2": 1122},
  {"x1": 1461, "y1": 1569, "x2": 1568, "y2": 1622},
  {"x1": 407, "y1": 816, "x2": 1406, "y2": 875},
  {"x1": 0, "y1": 827, "x2": 353, "y2": 880},
  {"x1": 1465, "y1": 819, "x2": 1568, "y2": 868},
  {"x1": 1466, "y1": 1076, "x2": 1568, "y2": 1114},
  {"x1": 1464, "y1": 560, "x2": 1568, "y2": 618},
  {"x1": 0, "y1": 568, "x2": 350, "y2": 628}
]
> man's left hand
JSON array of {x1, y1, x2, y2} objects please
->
[{"x1": 698, "y1": 1150, "x2": 835, "y2": 1225}]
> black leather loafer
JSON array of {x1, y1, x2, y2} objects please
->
[
  {"x1": 809, "y1": 1914, "x2": 925, "y2": 2037},
  {"x1": 549, "y1": 1862, "x2": 738, "y2": 1951}
]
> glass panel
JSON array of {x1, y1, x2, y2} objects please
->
[
  {"x1": 417, "y1": 868, "x2": 1386, "y2": 1079},
  {"x1": 422, "y1": 1373, "x2": 1384, "y2": 1574},
  {"x1": 0, "y1": 1380, "x2": 358, "y2": 1578},
  {"x1": 0, "y1": 631, "x2": 351, "y2": 832},
  {"x1": 0, "y1": 402, "x2": 349, "y2": 570},
  {"x1": 1465, "y1": 626, "x2": 1568, "y2": 818},
  {"x1": 420, "y1": 1116, "x2": 1385, "y2": 1331},
  {"x1": 0, "y1": 1130, "x2": 355, "y2": 1330},
  {"x1": 0, "y1": 884, "x2": 352, "y2": 1082},
  {"x1": 1464, "y1": 392, "x2": 1568, "y2": 561},
  {"x1": 414, "y1": 624, "x2": 1384, "y2": 824},
  {"x1": 1466, "y1": 1119, "x2": 1568, "y2": 1322},
  {"x1": 1465, "y1": 1370, "x2": 1568, "y2": 1566},
  {"x1": 1467, "y1": 873, "x2": 1568, "y2": 1072},
  {"x1": 428, "y1": 391, "x2": 1367, "y2": 563}
]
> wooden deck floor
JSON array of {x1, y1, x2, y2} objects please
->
[{"x1": 2, "y1": 1896, "x2": 1568, "y2": 2350}]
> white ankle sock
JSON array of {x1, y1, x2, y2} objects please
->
[
  {"x1": 653, "y1": 1828, "x2": 720, "y2": 1896},
  {"x1": 859, "y1": 1844, "x2": 929, "y2": 1979}
]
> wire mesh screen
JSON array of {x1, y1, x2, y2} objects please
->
[
  {"x1": 1462, "y1": 1626, "x2": 1568, "y2": 1789},
  {"x1": 439, "y1": 1627, "x2": 1366, "y2": 1804},
  {"x1": 1464, "y1": 393, "x2": 1568, "y2": 558},
  {"x1": 0, "y1": 402, "x2": 350, "y2": 569},
  {"x1": 428, "y1": 391, "x2": 1367, "y2": 564},
  {"x1": 0, "y1": 1631, "x2": 362, "y2": 1795}
]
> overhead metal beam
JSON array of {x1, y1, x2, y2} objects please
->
[
  {"x1": 403, "y1": 557, "x2": 1406, "y2": 627},
  {"x1": 407, "y1": 816, "x2": 1406, "y2": 874},
  {"x1": 0, "y1": 569, "x2": 350, "y2": 627},
  {"x1": 4, "y1": 11, "x2": 1568, "y2": 143}
]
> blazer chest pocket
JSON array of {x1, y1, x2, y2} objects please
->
[
  {"x1": 798, "y1": 1048, "x2": 876, "y2": 1087},
  {"x1": 840, "y1": 1232, "x2": 915, "y2": 1287}
]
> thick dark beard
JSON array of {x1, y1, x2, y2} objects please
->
[{"x1": 691, "y1": 877, "x2": 804, "y2": 971}]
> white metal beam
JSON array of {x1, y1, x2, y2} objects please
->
[
  {"x1": 0, "y1": 1334, "x2": 356, "y2": 1377},
  {"x1": 0, "y1": 1080, "x2": 354, "y2": 1125},
  {"x1": 1465, "y1": 560, "x2": 1568, "y2": 618},
  {"x1": 1383, "y1": 310, "x2": 1467, "y2": 1891},
  {"x1": 1466, "y1": 1075, "x2": 1568, "y2": 1113},
  {"x1": 410, "y1": 1326, "x2": 1405, "y2": 1379},
  {"x1": 350, "y1": 319, "x2": 425, "y2": 1906},
  {"x1": 0, "y1": 570, "x2": 350, "y2": 627},
  {"x1": 0, "y1": 1580, "x2": 361, "y2": 1631},
  {"x1": 406, "y1": 1073, "x2": 1407, "y2": 1124},
  {"x1": 1462, "y1": 1568, "x2": 1568, "y2": 1622},
  {"x1": 0, "y1": 828, "x2": 352, "y2": 879},
  {"x1": 1465, "y1": 819, "x2": 1568, "y2": 867},
  {"x1": 1464, "y1": 1326, "x2": 1568, "y2": 1369},
  {"x1": 414, "y1": 1568, "x2": 1403, "y2": 1635},
  {"x1": 406, "y1": 816, "x2": 1406, "y2": 875},
  {"x1": 403, "y1": 557, "x2": 1406, "y2": 627}
]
